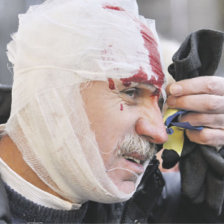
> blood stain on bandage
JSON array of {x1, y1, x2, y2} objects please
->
[
  {"x1": 103, "y1": 5, "x2": 124, "y2": 11},
  {"x1": 120, "y1": 103, "x2": 124, "y2": 111},
  {"x1": 120, "y1": 67, "x2": 148, "y2": 87},
  {"x1": 140, "y1": 25, "x2": 164, "y2": 89},
  {"x1": 104, "y1": 4, "x2": 164, "y2": 93},
  {"x1": 120, "y1": 23, "x2": 164, "y2": 90},
  {"x1": 108, "y1": 78, "x2": 115, "y2": 90}
]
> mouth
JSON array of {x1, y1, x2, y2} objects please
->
[{"x1": 122, "y1": 152, "x2": 147, "y2": 165}]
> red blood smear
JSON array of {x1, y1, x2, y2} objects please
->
[
  {"x1": 103, "y1": 5, "x2": 124, "y2": 11},
  {"x1": 120, "y1": 69, "x2": 161, "y2": 97},
  {"x1": 120, "y1": 67, "x2": 148, "y2": 87},
  {"x1": 120, "y1": 67, "x2": 162, "y2": 88},
  {"x1": 120, "y1": 104, "x2": 123, "y2": 111},
  {"x1": 140, "y1": 25, "x2": 164, "y2": 88},
  {"x1": 108, "y1": 78, "x2": 115, "y2": 90},
  {"x1": 120, "y1": 22, "x2": 164, "y2": 89},
  {"x1": 104, "y1": 4, "x2": 164, "y2": 90}
]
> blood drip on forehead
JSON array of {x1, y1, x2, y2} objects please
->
[{"x1": 120, "y1": 103, "x2": 123, "y2": 111}]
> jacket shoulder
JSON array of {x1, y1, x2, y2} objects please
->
[{"x1": 0, "y1": 177, "x2": 11, "y2": 223}]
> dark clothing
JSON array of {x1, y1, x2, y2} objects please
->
[
  {"x1": 0, "y1": 177, "x2": 11, "y2": 224},
  {"x1": 3, "y1": 182, "x2": 89, "y2": 223},
  {"x1": 169, "y1": 29, "x2": 224, "y2": 216},
  {"x1": 0, "y1": 29, "x2": 224, "y2": 223},
  {"x1": 0, "y1": 167, "x2": 223, "y2": 223},
  {"x1": 0, "y1": 159, "x2": 167, "y2": 223},
  {"x1": 1, "y1": 162, "x2": 224, "y2": 223}
]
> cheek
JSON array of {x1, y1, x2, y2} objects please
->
[{"x1": 93, "y1": 106, "x2": 139, "y2": 164}]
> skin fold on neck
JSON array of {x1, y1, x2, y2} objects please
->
[{"x1": 0, "y1": 135, "x2": 69, "y2": 201}]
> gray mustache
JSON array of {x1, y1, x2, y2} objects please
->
[{"x1": 117, "y1": 134, "x2": 156, "y2": 161}]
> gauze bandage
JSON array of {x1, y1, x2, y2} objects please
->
[{"x1": 5, "y1": 0, "x2": 165, "y2": 205}]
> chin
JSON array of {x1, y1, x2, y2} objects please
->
[{"x1": 116, "y1": 180, "x2": 136, "y2": 194}]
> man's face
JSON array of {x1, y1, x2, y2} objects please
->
[{"x1": 81, "y1": 79, "x2": 168, "y2": 194}]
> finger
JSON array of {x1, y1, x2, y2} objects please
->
[
  {"x1": 167, "y1": 94, "x2": 224, "y2": 113},
  {"x1": 166, "y1": 76, "x2": 224, "y2": 97},
  {"x1": 180, "y1": 113, "x2": 224, "y2": 129},
  {"x1": 186, "y1": 128, "x2": 224, "y2": 147}
]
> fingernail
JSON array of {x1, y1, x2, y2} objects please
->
[
  {"x1": 170, "y1": 85, "x2": 182, "y2": 95},
  {"x1": 167, "y1": 97, "x2": 176, "y2": 106}
]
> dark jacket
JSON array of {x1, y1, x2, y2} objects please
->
[{"x1": 0, "y1": 158, "x2": 167, "y2": 223}]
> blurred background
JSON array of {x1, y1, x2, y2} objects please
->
[{"x1": 0, "y1": 0, "x2": 224, "y2": 84}]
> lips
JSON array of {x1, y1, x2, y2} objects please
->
[
  {"x1": 118, "y1": 158, "x2": 144, "y2": 175},
  {"x1": 115, "y1": 152, "x2": 147, "y2": 177},
  {"x1": 122, "y1": 152, "x2": 147, "y2": 165}
]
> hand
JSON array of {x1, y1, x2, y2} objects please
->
[{"x1": 166, "y1": 76, "x2": 224, "y2": 147}]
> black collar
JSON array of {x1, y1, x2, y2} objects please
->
[{"x1": 0, "y1": 176, "x2": 11, "y2": 223}]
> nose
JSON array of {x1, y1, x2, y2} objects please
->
[{"x1": 135, "y1": 107, "x2": 168, "y2": 144}]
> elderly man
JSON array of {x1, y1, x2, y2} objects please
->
[{"x1": 0, "y1": 0, "x2": 223, "y2": 223}]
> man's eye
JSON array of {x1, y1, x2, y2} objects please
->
[{"x1": 121, "y1": 88, "x2": 139, "y2": 98}]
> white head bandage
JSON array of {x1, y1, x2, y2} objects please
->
[{"x1": 6, "y1": 0, "x2": 165, "y2": 205}]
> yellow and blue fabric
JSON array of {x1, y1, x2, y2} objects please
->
[{"x1": 162, "y1": 109, "x2": 203, "y2": 169}]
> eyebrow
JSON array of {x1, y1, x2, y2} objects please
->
[
  {"x1": 131, "y1": 83, "x2": 158, "y2": 92},
  {"x1": 113, "y1": 80, "x2": 160, "y2": 94}
]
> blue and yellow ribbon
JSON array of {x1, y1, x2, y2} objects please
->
[{"x1": 163, "y1": 109, "x2": 203, "y2": 156}]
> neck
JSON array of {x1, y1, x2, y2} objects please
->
[{"x1": 0, "y1": 135, "x2": 68, "y2": 201}]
